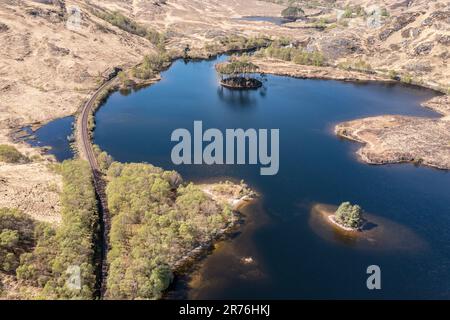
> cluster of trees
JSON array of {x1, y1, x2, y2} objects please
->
[
  {"x1": 337, "y1": 58, "x2": 373, "y2": 73},
  {"x1": 92, "y1": 145, "x2": 114, "y2": 173},
  {"x1": 257, "y1": 43, "x2": 325, "y2": 67},
  {"x1": 334, "y1": 202, "x2": 363, "y2": 229},
  {"x1": 104, "y1": 162, "x2": 232, "y2": 299},
  {"x1": 131, "y1": 50, "x2": 171, "y2": 80},
  {"x1": 0, "y1": 208, "x2": 35, "y2": 274},
  {"x1": 16, "y1": 160, "x2": 98, "y2": 299},
  {"x1": 217, "y1": 35, "x2": 272, "y2": 52},
  {"x1": 209, "y1": 180, "x2": 254, "y2": 199},
  {"x1": 0, "y1": 145, "x2": 28, "y2": 164},
  {"x1": 216, "y1": 56, "x2": 259, "y2": 78},
  {"x1": 91, "y1": 9, "x2": 165, "y2": 47}
]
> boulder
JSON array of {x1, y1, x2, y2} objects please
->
[
  {"x1": 0, "y1": 22, "x2": 8, "y2": 33},
  {"x1": 413, "y1": 42, "x2": 434, "y2": 55}
]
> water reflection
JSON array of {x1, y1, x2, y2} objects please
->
[{"x1": 216, "y1": 86, "x2": 259, "y2": 107}]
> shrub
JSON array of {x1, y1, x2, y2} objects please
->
[
  {"x1": 388, "y1": 70, "x2": 399, "y2": 80},
  {"x1": 401, "y1": 74, "x2": 413, "y2": 84},
  {"x1": 334, "y1": 202, "x2": 363, "y2": 228},
  {"x1": 313, "y1": 18, "x2": 328, "y2": 29},
  {"x1": 146, "y1": 29, "x2": 166, "y2": 48},
  {"x1": 342, "y1": 7, "x2": 353, "y2": 18},
  {"x1": 0, "y1": 145, "x2": 28, "y2": 163}
]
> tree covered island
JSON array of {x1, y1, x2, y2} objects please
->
[{"x1": 216, "y1": 56, "x2": 263, "y2": 89}]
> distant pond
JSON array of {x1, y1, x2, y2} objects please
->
[{"x1": 22, "y1": 116, "x2": 74, "y2": 161}]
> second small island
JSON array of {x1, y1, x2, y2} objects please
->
[{"x1": 216, "y1": 56, "x2": 263, "y2": 90}]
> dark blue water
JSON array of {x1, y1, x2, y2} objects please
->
[
  {"x1": 24, "y1": 116, "x2": 74, "y2": 161},
  {"x1": 93, "y1": 56, "x2": 450, "y2": 299}
]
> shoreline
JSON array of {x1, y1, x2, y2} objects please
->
[
  {"x1": 327, "y1": 214, "x2": 360, "y2": 232},
  {"x1": 172, "y1": 183, "x2": 258, "y2": 276},
  {"x1": 334, "y1": 95, "x2": 450, "y2": 171},
  {"x1": 11, "y1": 52, "x2": 447, "y2": 156}
]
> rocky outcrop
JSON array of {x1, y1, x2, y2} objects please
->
[
  {"x1": 379, "y1": 12, "x2": 421, "y2": 41},
  {"x1": 312, "y1": 34, "x2": 364, "y2": 60},
  {"x1": 0, "y1": 22, "x2": 8, "y2": 33},
  {"x1": 422, "y1": 10, "x2": 450, "y2": 26},
  {"x1": 413, "y1": 42, "x2": 434, "y2": 55}
]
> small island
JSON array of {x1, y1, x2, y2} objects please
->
[
  {"x1": 329, "y1": 201, "x2": 364, "y2": 231},
  {"x1": 216, "y1": 56, "x2": 263, "y2": 90},
  {"x1": 309, "y1": 203, "x2": 426, "y2": 252}
]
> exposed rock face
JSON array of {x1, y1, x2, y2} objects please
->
[
  {"x1": 379, "y1": 12, "x2": 420, "y2": 41},
  {"x1": 335, "y1": 95, "x2": 450, "y2": 170},
  {"x1": 317, "y1": 34, "x2": 364, "y2": 59},
  {"x1": 422, "y1": 10, "x2": 450, "y2": 26}
]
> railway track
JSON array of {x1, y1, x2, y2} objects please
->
[{"x1": 78, "y1": 78, "x2": 115, "y2": 299}]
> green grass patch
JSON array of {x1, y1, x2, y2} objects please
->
[{"x1": 0, "y1": 145, "x2": 28, "y2": 164}]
